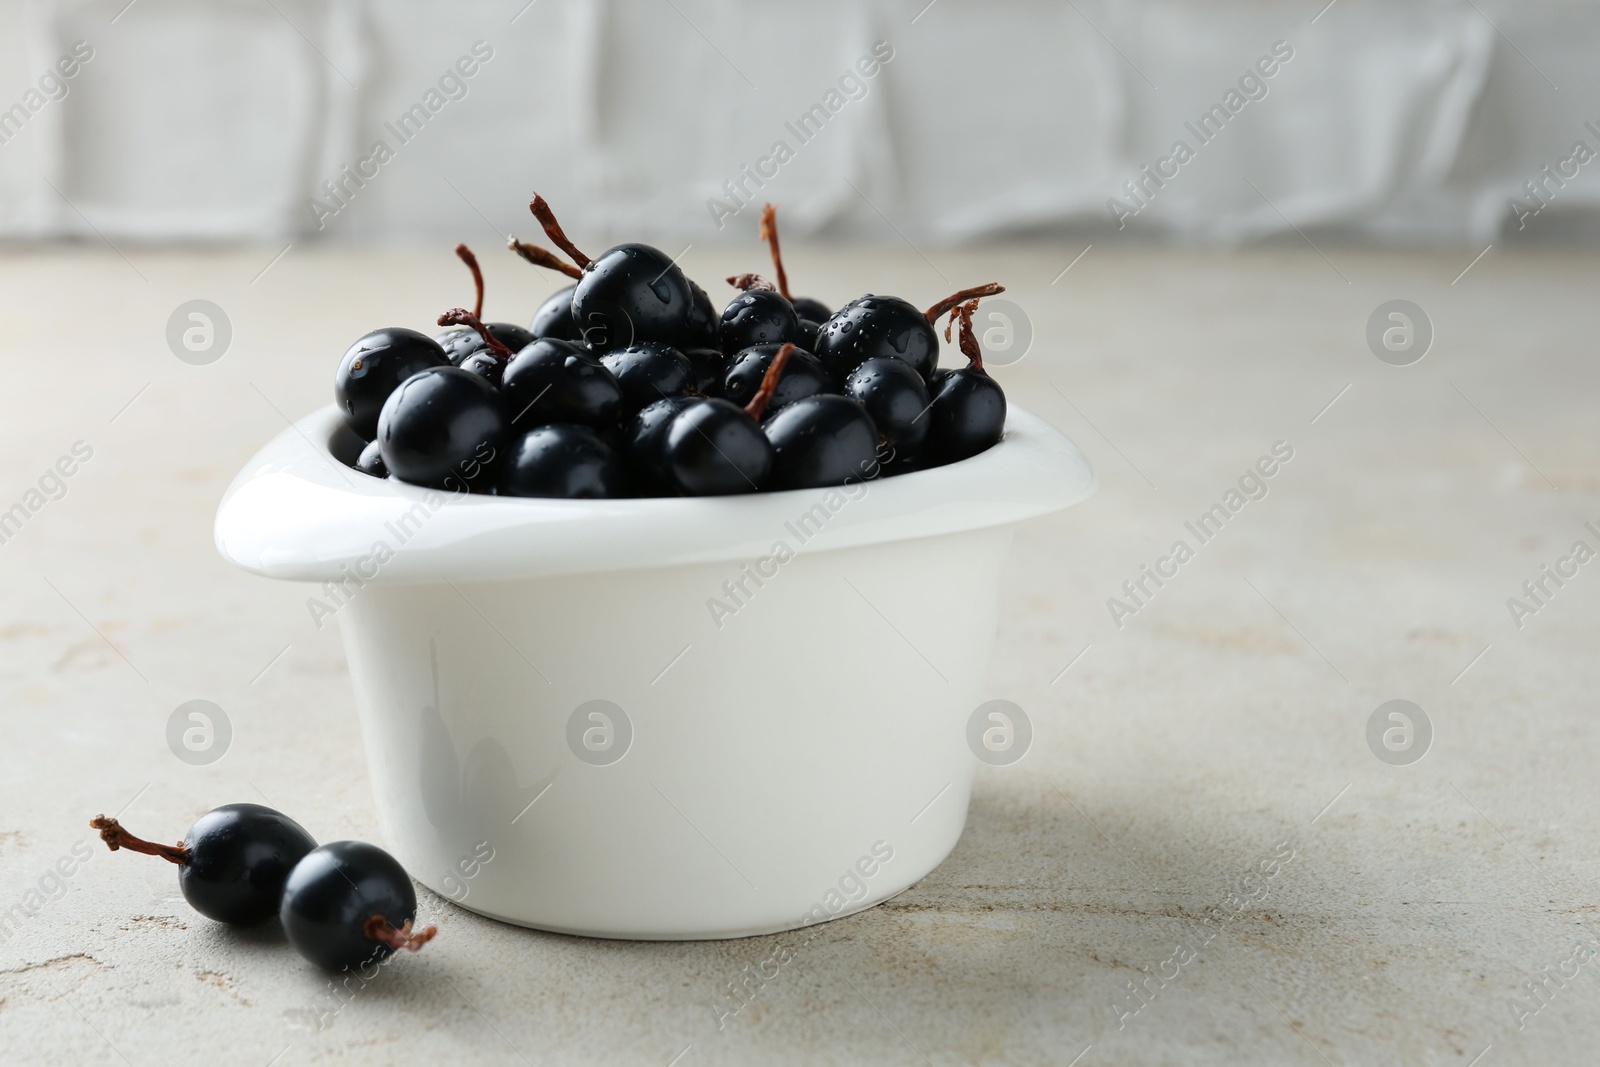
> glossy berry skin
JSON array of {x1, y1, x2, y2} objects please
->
[
  {"x1": 719, "y1": 290, "x2": 800, "y2": 355},
  {"x1": 280, "y1": 841, "x2": 418, "y2": 972},
  {"x1": 792, "y1": 296, "x2": 830, "y2": 351},
  {"x1": 722, "y1": 344, "x2": 833, "y2": 415},
  {"x1": 791, "y1": 296, "x2": 831, "y2": 323},
  {"x1": 498, "y1": 424, "x2": 629, "y2": 498},
  {"x1": 649, "y1": 398, "x2": 773, "y2": 495},
  {"x1": 599, "y1": 343, "x2": 695, "y2": 419},
  {"x1": 437, "y1": 323, "x2": 533, "y2": 365},
  {"x1": 925, "y1": 368, "x2": 1006, "y2": 466},
  {"x1": 681, "y1": 347, "x2": 727, "y2": 394},
  {"x1": 490, "y1": 323, "x2": 534, "y2": 351},
  {"x1": 354, "y1": 439, "x2": 387, "y2": 478},
  {"x1": 628, "y1": 396, "x2": 697, "y2": 493},
  {"x1": 844, "y1": 357, "x2": 930, "y2": 455},
  {"x1": 572, "y1": 243, "x2": 695, "y2": 350},
  {"x1": 458, "y1": 350, "x2": 509, "y2": 388},
  {"x1": 530, "y1": 284, "x2": 579, "y2": 341},
  {"x1": 436, "y1": 329, "x2": 477, "y2": 364},
  {"x1": 795, "y1": 318, "x2": 821, "y2": 352},
  {"x1": 680, "y1": 279, "x2": 720, "y2": 350},
  {"x1": 178, "y1": 804, "x2": 316, "y2": 925},
  {"x1": 336, "y1": 328, "x2": 450, "y2": 440},
  {"x1": 501, "y1": 339, "x2": 622, "y2": 429},
  {"x1": 377, "y1": 367, "x2": 508, "y2": 491},
  {"x1": 764, "y1": 395, "x2": 882, "y2": 490},
  {"x1": 813, "y1": 295, "x2": 940, "y2": 382}
]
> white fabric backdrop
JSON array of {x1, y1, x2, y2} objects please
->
[{"x1": 1, "y1": 0, "x2": 1597, "y2": 245}]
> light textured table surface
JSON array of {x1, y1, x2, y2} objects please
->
[{"x1": 0, "y1": 242, "x2": 1596, "y2": 1066}]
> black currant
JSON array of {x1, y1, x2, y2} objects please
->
[
  {"x1": 437, "y1": 308, "x2": 518, "y2": 389},
  {"x1": 335, "y1": 328, "x2": 449, "y2": 440},
  {"x1": 500, "y1": 337, "x2": 622, "y2": 429},
  {"x1": 795, "y1": 318, "x2": 821, "y2": 352},
  {"x1": 439, "y1": 323, "x2": 533, "y2": 365},
  {"x1": 458, "y1": 350, "x2": 508, "y2": 388},
  {"x1": 681, "y1": 278, "x2": 720, "y2": 349},
  {"x1": 599, "y1": 343, "x2": 695, "y2": 419},
  {"x1": 925, "y1": 298, "x2": 1007, "y2": 466},
  {"x1": 354, "y1": 439, "x2": 388, "y2": 477},
  {"x1": 486, "y1": 323, "x2": 535, "y2": 351},
  {"x1": 632, "y1": 344, "x2": 796, "y2": 495},
  {"x1": 435, "y1": 244, "x2": 533, "y2": 363},
  {"x1": 764, "y1": 394, "x2": 882, "y2": 490},
  {"x1": 926, "y1": 373, "x2": 1004, "y2": 464},
  {"x1": 280, "y1": 841, "x2": 436, "y2": 972},
  {"x1": 813, "y1": 283, "x2": 1004, "y2": 382},
  {"x1": 529, "y1": 194, "x2": 698, "y2": 349},
  {"x1": 722, "y1": 343, "x2": 832, "y2": 414},
  {"x1": 681, "y1": 347, "x2": 728, "y2": 394},
  {"x1": 719, "y1": 275, "x2": 800, "y2": 355},
  {"x1": 377, "y1": 366, "x2": 508, "y2": 491},
  {"x1": 628, "y1": 395, "x2": 698, "y2": 493},
  {"x1": 813, "y1": 295, "x2": 938, "y2": 382},
  {"x1": 844, "y1": 356, "x2": 930, "y2": 455},
  {"x1": 91, "y1": 805, "x2": 316, "y2": 925},
  {"x1": 656, "y1": 401, "x2": 772, "y2": 495},
  {"x1": 792, "y1": 298, "x2": 831, "y2": 323},
  {"x1": 576, "y1": 243, "x2": 697, "y2": 348},
  {"x1": 499, "y1": 423, "x2": 629, "y2": 498},
  {"x1": 529, "y1": 284, "x2": 579, "y2": 342}
]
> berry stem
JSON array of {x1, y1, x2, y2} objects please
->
[
  {"x1": 528, "y1": 194, "x2": 592, "y2": 270},
  {"x1": 944, "y1": 299, "x2": 986, "y2": 373},
  {"x1": 758, "y1": 203, "x2": 792, "y2": 299},
  {"x1": 437, "y1": 308, "x2": 515, "y2": 362},
  {"x1": 726, "y1": 273, "x2": 777, "y2": 292},
  {"x1": 940, "y1": 300, "x2": 963, "y2": 342},
  {"x1": 743, "y1": 343, "x2": 795, "y2": 421},
  {"x1": 364, "y1": 916, "x2": 438, "y2": 953},
  {"x1": 507, "y1": 237, "x2": 583, "y2": 280},
  {"x1": 89, "y1": 815, "x2": 189, "y2": 866},
  {"x1": 925, "y1": 283, "x2": 1005, "y2": 324},
  {"x1": 454, "y1": 244, "x2": 484, "y2": 320}
]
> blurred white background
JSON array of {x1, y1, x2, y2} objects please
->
[{"x1": 1, "y1": 0, "x2": 1597, "y2": 246}]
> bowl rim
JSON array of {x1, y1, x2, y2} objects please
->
[{"x1": 214, "y1": 403, "x2": 1095, "y2": 583}]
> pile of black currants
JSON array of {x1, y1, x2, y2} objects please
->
[
  {"x1": 335, "y1": 197, "x2": 1011, "y2": 498},
  {"x1": 92, "y1": 805, "x2": 436, "y2": 972}
]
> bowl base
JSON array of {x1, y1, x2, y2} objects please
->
[{"x1": 439, "y1": 882, "x2": 917, "y2": 941}]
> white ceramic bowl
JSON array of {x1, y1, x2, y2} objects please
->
[{"x1": 215, "y1": 404, "x2": 1093, "y2": 939}]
